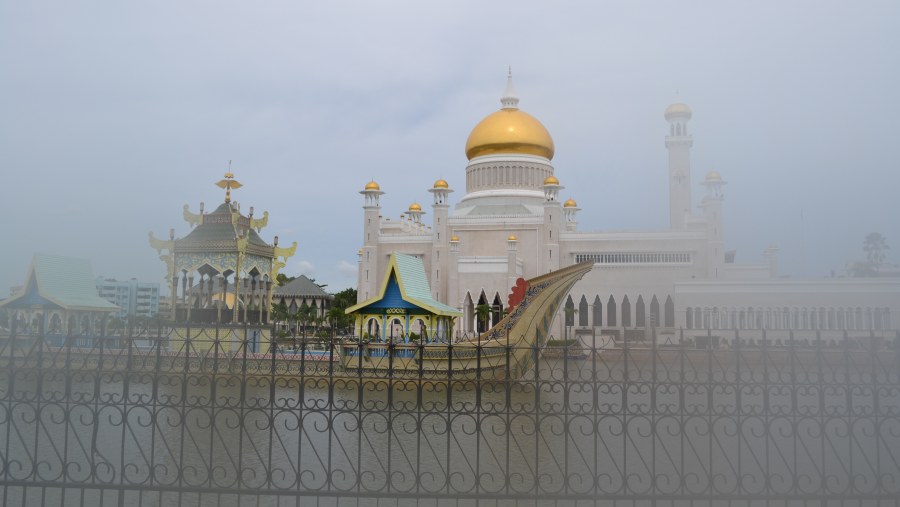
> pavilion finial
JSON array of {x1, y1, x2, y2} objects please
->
[
  {"x1": 500, "y1": 67, "x2": 519, "y2": 109},
  {"x1": 216, "y1": 163, "x2": 243, "y2": 204}
]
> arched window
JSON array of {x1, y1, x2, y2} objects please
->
[
  {"x1": 366, "y1": 318, "x2": 380, "y2": 340},
  {"x1": 607, "y1": 296, "x2": 617, "y2": 327},
  {"x1": 389, "y1": 318, "x2": 403, "y2": 339},
  {"x1": 564, "y1": 296, "x2": 575, "y2": 327},
  {"x1": 414, "y1": 319, "x2": 427, "y2": 339},
  {"x1": 49, "y1": 314, "x2": 62, "y2": 334},
  {"x1": 476, "y1": 292, "x2": 489, "y2": 333},
  {"x1": 579, "y1": 296, "x2": 589, "y2": 327},
  {"x1": 492, "y1": 293, "x2": 503, "y2": 327},
  {"x1": 593, "y1": 296, "x2": 602, "y2": 327},
  {"x1": 635, "y1": 296, "x2": 646, "y2": 327},
  {"x1": 650, "y1": 296, "x2": 660, "y2": 328},
  {"x1": 463, "y1": 293, "x2": 474, "y2": 334},
  {"x1": 664, "y1": 296, "x2": 675, "y2": 327},
  {"x1": 621, "y1": 296, "x2": 632, "y2": 327}
]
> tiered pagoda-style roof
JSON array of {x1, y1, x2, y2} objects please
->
[{"x1": 149, "y1": 171, "x2": 296, "y2": 324}]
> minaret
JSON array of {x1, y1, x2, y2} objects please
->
[
  {"x1": 359, "y1": 180, "x2": 384, "y2": 302},
  {"x1": 507, "y1": 235, "x2": 519, "y2": 291},
  {"x1": 699, "y1": 171, "x2": 726, "y2": 278},
  {"x1": 563, "y1": 198, "x2": 580, "y2": 232},
  {"x1": 665, "y1": 102, "x2": 694, "y2": 230},
  {"x1": 428, "y1": 179, "x2": 453, "y2": 302},
  {"x1": 541, "y1": 175, "x2": 562, "y2": 273},
  {"x1": 448, "y1": 235, "x2": 461, "y2": 318},
  {"x1": 406, "y1": 203, "x2": 425, "y2": 226}
]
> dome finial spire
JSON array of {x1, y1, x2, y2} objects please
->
[{"x1": 500, "y1": 66, "x2": 519, "y2": 109}]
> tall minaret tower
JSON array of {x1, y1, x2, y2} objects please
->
[
  {"x1": 428, "y1": 179, "x2": 453, "y2": 302},
  {"x1": 699, "y1": 171, "x2": 726, "y2": 278},
  {"x1": 359, "y1": 180, "x2": 384, "y2": 303},
  {"x1": 541, "y1": 175, "x2": 563, "y2": 273},
  {"x1": 665, "y1": 102, "x2": 694, "y2": 230}
]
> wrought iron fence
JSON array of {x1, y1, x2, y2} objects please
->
[{"x1": 0, "y1": 323, "x2": 899, "y2": 506}]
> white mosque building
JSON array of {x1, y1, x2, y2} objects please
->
[{"x1": 356, "y1": 74, "x2": 899, "y2": 341}]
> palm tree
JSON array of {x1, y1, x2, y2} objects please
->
[
  {"x1": 475, "y1": 304, "x2": 492, "y2": 333},
  {"x1": 864, "y1": 232, "x2": 889, "y2": 272},
  {"x1": 563, "y1": 306, "x2": 578, "y2": 340},
  {"x1": 298, "y1": 304, "x2": 315, "y2": 340},
  {"x1": 271, "y1": 301, "x2": 289, "y2": 329},
  {"x1": 327, "y1": 306, "x2": 345, "y2": 337}
]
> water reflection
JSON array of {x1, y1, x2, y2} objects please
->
[{"x1": 1, "y1": 351, "x2": 898, "y2": 506}]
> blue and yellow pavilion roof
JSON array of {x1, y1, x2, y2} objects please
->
[{"x1": 346, "y1": 253, "x2": 461, "y2": 317}]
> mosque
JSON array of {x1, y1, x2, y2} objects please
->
[{"x1": 356, "y1": 73, "x2": 899, "y2": 341}]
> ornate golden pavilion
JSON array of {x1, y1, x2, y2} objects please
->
[{"x1": 149, "y1": 172, "x2": 296, "y2": 325}]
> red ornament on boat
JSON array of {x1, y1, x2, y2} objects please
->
[{"x1": 507, "y1": 278, "x2": 529, "y2": 310}]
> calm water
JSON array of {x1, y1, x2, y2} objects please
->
[{"x1": 1, "y1": 353, "x2": 897, "y2": 506}]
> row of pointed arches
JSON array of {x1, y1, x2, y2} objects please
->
[
  {"x1": 563, "y1": 294, "x2": 676, "y2": 328},
  {"x1": 685, "y1": 306, "x2": 893, "y2": 331},
  {"x1": 462, "y1": 291, "x2": 506, "y2": 334},
  {"x1": 460, "y1": 291, "x2": 679, "y2": 335}
]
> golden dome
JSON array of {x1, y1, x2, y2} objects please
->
[
  {"x1": 450, "y1": 235, "x2": 460, "y2": 242},
  {"x1": 543, "y1": 175, "x2": 559, "y2": 186},
  {"x1": 563, "y1": 198, "x2": 578, "y2": 208},
  {"x1": 465, "y1": 109, "x2": 554, "y2": 160},
  {"x1": 433, "y1": 179, "x2": 449, "y2": 189},
  {"x1": 665, "y1": 102, "x2": 692, "y2": 119},
  {"x1": 507, "y1": 234, "x2": 518, "y2": 241},
  {"x1": 364, "y1": 180, "x2": 381, "y2": 191},
  {"x1": 705, "y1": 171, "x2": 722, "y2": 181},
  {"x1": 408, "y1": 203, "x2": 422, "y2": 212}
]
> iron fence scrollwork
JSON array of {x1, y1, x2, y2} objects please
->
[{"x1": 0, "y1": 322, "x2": 898, "y2": 506}]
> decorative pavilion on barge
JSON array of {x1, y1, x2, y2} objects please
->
[
  {"x1": 346, "y1": 253, "x2": 461, "y2": 343},
  {"x1": 149, "y1": 172, "x2": 296, "y2": 351}
]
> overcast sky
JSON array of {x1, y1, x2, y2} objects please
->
[{"x1": 2, "y1": 1, "x2": 898, "y2": 295}]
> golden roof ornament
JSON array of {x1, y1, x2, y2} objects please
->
[{"x1": 215, "y1": 163, "x2": 243, "y2": 203}]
